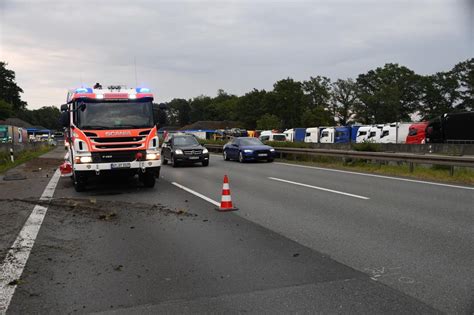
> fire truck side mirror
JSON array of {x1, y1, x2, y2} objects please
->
[{"x1": 59, "y1": 111, "x2": 70, "y2": 128}]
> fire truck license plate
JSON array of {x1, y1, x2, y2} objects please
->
[{"x1": 111, "y1": 162, "x2": 131, "y2": 169}]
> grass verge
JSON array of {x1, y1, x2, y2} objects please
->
[
  {"x1": 277, "y1": 156, "x2": 474, "y2": 186},
  {"x1": 0, "y1": 145, "x2": 55, "y2": 174}
]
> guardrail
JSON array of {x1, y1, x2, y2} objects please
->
[{"x1": 203, "y1": 144, "x2": 474, "y2": 174}]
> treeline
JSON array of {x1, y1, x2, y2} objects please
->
[
  {"x1": 161, "y1": 58, "x2": 473, "y2": 130},
  {"x1": 1, "y1": 59, "x2": 472, "y2": 131},
  {"x1": 0, "y1": 62, "x2": 61, "y2": 130}
]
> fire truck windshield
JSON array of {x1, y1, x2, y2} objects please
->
[{"x1": 76, "y1": 101, "x2": 154, "y2": 130}]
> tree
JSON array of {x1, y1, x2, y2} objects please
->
[
  {"x1": 166, "y1": 98, "x2": 191, "y2": 126},
  {"x1": 272, "y1": 78, "x2": 307, "y2": 129},
  {"x1": 211, "y1": 90, "x2": 238, "y2": 121},
  {"x1": 0, "y1": 62, "x2": 26, "y2": 112},
  {"x1": 452, "y1": 58, "x2": 473, "y2": 111},
  {"x1": 256, "y1": 113, "x2": 281, "y2": 130},
  {"x1": 300, "y1": 107, "x2": 333, "y2": 127},
  {"x1": 189, "y1": 95, "x2": 214, "y2": 122},
  {"x1": 355, "y1": 63, "x2": 420, "y2": 124},
  {"x1": 303, "y1": 76, "x2": 331, "y2": 109},
  {"x1": 331, "y1": 78, "x2": 359, "y2": 125},
  {"x1": 0, "y1": 100, "x2": 13, "y2": 120},
  {"x1": 234, "y1": 89, "x2": 269, "y2": 129},
  {"x1": 417, "y1": 72, "x2": 460, "y2": 119}
]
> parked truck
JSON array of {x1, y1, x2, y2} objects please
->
[
  {"x1": 0, "y1": 125, "x2": 27, "y2": 143},
  {"x1": 59, "y1": 86, "x2": 161, "y2": 191},
  {"x1": 304, "y1": 127, "x2": 319, "y2": 143},
  {"x1": 425, "y1": 112, "x2": 474, "y2": 144},
  {"x1": 259, "y1": 130, "x2": 287, "y2": 142},
  {"x1": 406, "y1": 122, "x2": 428, "y2": 144},
  {"x1": 284, "y1": 128, "x2": 306, "y2": 142},
  {"x1": 379, "y1": 122, "x2": 411, "y2": 144},
  {"x1": 356, "y1": 126, "x2": 372, "y2": 143},
  {"x1": 319, "y1": 127, "x2": 335, "y2": 143}
]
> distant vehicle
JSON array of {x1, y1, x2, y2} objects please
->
[
  {"x1": 161, "y1": 134, "x2": 209, "y2": 167},
  {"x1": 356, "y1": 126, "x2": 372, "y2": 143},
  {"x1": 319, "y1": 127, "x2": 335, "y2": 143},
  {"x1": 223, "y1": 137, "x2": 276, "y2": 163},
  {"x1": 0, "y1": 125, "x2": 27, "y2": 143},
  {"x1": 406, "y1": 122, "x2": 429, "y2": 144},
  {"x1": 367, "y1": 125, "x2": 384, "y2": 142},
  {"x1": 334, "y1": 126, "x2": 351, "y2": 143},
  {"x1": 426, "y1": 112, "x2": 474, "y2": 143},
  {"x1": 284, "y1": 128, "x2": 306, "y2": 142},
  {"x1": 259, "y1": 131, "x2": 287, "y2": 142},
  {"x1": 379, "y1": 123, "x2": 411, "y2": 144},
  {"x1": 350, "y1": 126, "x2": 361, "y2": 143},
  {"x1": 304, "y1": 127, "x2": 319, "y2": 143}
]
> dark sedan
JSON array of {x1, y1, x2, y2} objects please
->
[{"x1": 223, "y1": 137, "x2": 276, "y2": 163}]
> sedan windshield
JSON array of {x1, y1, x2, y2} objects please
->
[
  {"x1": 174, "y1": 136, "x2": 199, "y2": 146},
  {"x1": 76, "y1": 101, "x2": 154, "y2": 129},
  {"x1": 240, "y1": 138, "x2": 264, "y2": 146}
]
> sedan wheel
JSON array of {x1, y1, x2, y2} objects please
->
[
  {"x1": 223, "y1": 151, "x2": 230, "y2": 161},
  {"x1": 238, "y1": 151, "x2": 245, "y2": 163}
]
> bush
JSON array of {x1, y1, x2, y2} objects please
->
[{"x1": 352, "y1": 141, "x2": 380, "y2": 152}]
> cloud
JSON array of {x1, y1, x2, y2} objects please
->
[{"x1": 1, "y1": 0, "x2": 472, "y2": 109}]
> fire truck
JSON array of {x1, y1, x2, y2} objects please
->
[{"x1": 59, "y1": 86, "x2": 161, "y2": 191}]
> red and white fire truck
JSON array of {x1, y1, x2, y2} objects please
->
[{"x1": 59, "y1": 85, "x2": 161, "y2": 191}]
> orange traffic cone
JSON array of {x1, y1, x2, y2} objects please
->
[{"x1": 217, "y1": 175, "x2": 238, "y2": 211}]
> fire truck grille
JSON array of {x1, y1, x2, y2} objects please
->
[
  {"x1": 91, "y1": 150, "x2": 146, "y2": 163},
  {"x1": 92, "y1": 137, "x2": 145, "y2": 143},
  {"x1": 95, "y1": 144, "x2": 142, "y2": 149}
]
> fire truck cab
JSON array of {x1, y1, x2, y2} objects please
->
[{"x1": 59, "y1": 86, "x2": 161, "y2": 192}]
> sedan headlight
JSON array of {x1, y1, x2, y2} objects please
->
[
  {"x1": 244, "y1": 149, "x2": 253, "y2": 153},
  {"x1": 175, "y1": 149, "x2": 183, "y2": 155},
  {"x1": 270, "y1": 148, "x2": 275, "y2": 152},
  {"x1": 202, "y1": 148, "x2": 208, "y2": 154}
]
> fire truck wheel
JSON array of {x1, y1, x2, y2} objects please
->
[
  {"x1": 142, "y1": 172, "x2": 155, "y2": 188},
  {"x1": 73, "y1": 172, "x2": 86, "y2": 192}
]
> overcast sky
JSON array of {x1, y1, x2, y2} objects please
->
[{"x1": 1, "y1": 0, "x2": 473, "y2": 109}]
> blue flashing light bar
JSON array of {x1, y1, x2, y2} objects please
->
[
  {"x1": 136, "y1": 87, "x2": 150, "y2": 93},
  {"x1": 75, "y1": 87, "x2": 93, "y2": 93}
]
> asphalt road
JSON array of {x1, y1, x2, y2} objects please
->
[{"x1": 1, "y1": 148, "x2": 472, "y2": 313}]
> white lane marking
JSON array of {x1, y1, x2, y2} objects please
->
[
  {"x1": 172, "y1": 182, "x2": 220, "y2": 207},
  {"x1": 268, "y1": 177, "x2": 370, "y2": 200},
  {"x1": 0, "y1": 169, "x2": 61, "y2": 313},
  {"x1": 275, "y1": 162, "x2": 474, "y2": 191}
]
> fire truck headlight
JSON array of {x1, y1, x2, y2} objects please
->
[
  {"x1": 79, "y1": 156, "x2": 92, "y2": 163},
  {"x1": 146, "y1": 153, "x2": 159, "y2": 160}
]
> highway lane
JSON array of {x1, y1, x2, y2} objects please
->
[
  {"x1": 162, "y1": 154, "x2": 474, "y2": 314},
  {"x1": 3, "y1": 149, "x2": 438, "y2": 314}
]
